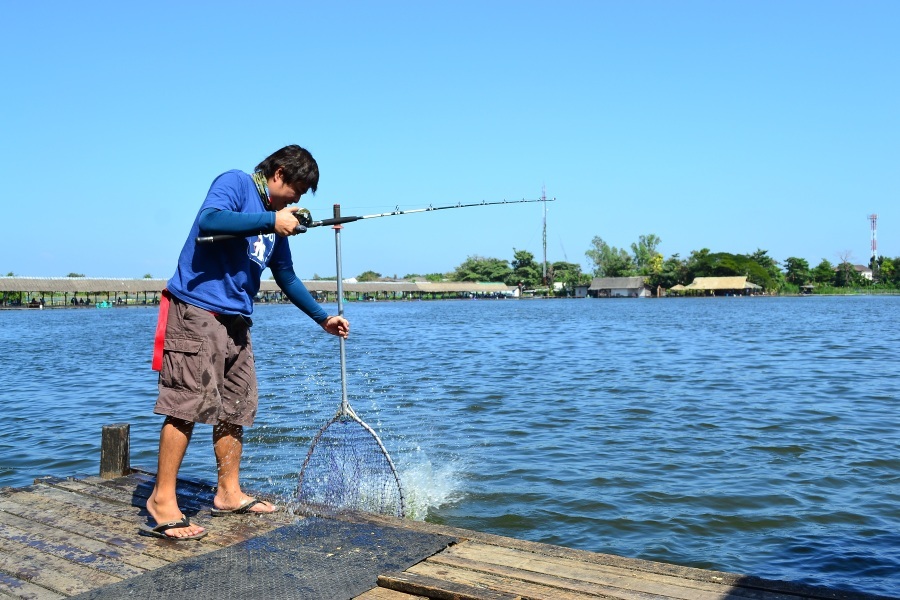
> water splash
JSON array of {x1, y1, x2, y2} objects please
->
[{"x1": 394, "y1": 448, "x2": 467, "y2": 521}]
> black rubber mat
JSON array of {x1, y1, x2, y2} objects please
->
[{"x1": 73, "y1": 517, "x2": 456, "y2": 600}]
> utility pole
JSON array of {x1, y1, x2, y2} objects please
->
[
  {"x1": 869, "y1": 213, "x2": 878, "y2": 263},
  {"x1": 542, "y1": 185, "x2": 548, "y2": 286}
]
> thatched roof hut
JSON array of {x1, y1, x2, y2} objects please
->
[{"x1": 683, "y1": 276, "x2": 761, "y2": 295}]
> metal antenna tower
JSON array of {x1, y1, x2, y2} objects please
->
[
  {"x1": 869, "y1": 213, "x2": 878, "y2": 263},
  {"x1": 542, "y1": 185, "x2": 548, "y2": 286}
]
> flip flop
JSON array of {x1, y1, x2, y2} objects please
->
[
  {"x1": 139, "y1": 515, "x2": 207, "y2": 541},
  {"x1": 210, "y1": 498, "x2": 278, "y2": 517}
]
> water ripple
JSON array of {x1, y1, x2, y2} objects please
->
[{"x1": 1, "y1": 297, "x2": 898, "y2": 596}]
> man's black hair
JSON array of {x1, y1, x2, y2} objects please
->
[{"x1": 256, "y1": 145, "x2": 319, "y2": 193}]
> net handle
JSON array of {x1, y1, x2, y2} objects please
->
[{"x1": 333, "y1": 204, "x2": 350, "y2": 416}]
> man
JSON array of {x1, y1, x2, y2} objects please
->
[{"x1": 144, "y1": 145, "x2": 348, "y2": 540}]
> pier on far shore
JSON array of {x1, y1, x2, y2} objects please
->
[{"x1": 0, "y1": 424, "x2": 893, "y2": 600}]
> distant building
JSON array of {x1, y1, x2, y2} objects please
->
[
  {"x1": 683, "y1": 276, "x2": 761, "y2": 296},
  {"x1": 831, "y1": 264, "x2": 873, "y2": 281},
  {"x1": 588, "y1": 277, "x2": 651, "y2": 298},
  {"x1": 853, "y1": 265, "x2": 874, "y2": 281}
]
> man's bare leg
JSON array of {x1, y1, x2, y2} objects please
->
[
  {"x1": 146, "y1": 417, "x2": 205, "y2": 537},
  {"x1": 212, "y1": 421, "x2": 276, "y2": 513}
]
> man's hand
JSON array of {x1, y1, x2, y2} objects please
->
[
  {"x1": 274, "y1": 207, "x2": 302, "y2": 237},
  {"x1": 321, "y1": 316, "x2": 350, "y2": 338}
]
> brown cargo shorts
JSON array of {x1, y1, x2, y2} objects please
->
[{"x1": 154, "y1": 295, "x2": 259, "y2": 426}]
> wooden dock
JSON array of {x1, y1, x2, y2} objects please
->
[{"x1": 0, "y1": 469, "x2": 893, "y2": 600}]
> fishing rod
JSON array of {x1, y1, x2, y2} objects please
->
[{"x1": 195, "y1": 197, "x2": 554, "y2": 244}]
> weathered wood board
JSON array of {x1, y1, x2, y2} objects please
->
[{"x1": 0, "y1": 472, "x2": 893, "y2": 600}]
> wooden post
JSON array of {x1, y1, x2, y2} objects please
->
[{"x1": 100, "y1": 423, "x2": 131, "y2": 479}]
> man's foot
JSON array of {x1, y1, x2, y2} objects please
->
[
  {"x1": 210, "y1": 496, "x2": 278, "y2": 516},
  {"x1": 140, "y1": 515, "x2": 207, "y2": 541},
  {"x1": 146, "y1": 491, "x2": 206, "y2": 538}
]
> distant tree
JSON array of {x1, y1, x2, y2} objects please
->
[
  {"x1": 684, "y1": 248, "x2": 713, "y2": 280},
  {"x1": 631, "y1": 234, "x2": 663, "y2": 275},
  {"x1": 648, "y1": 253, "x2": 687, "y2": 290},
  {"x1": 451, "y1": 256, "x2": 512, "y2": 282},
  {"x1": 585, "y1": 237, "x2": 634, "y2": 277},
  {"x1": 549, "y1": 261, "x2": 590, "y2": 291},
  {"x1": 143, "y1": 273, "x2": 153, "y2": 279},
  {"x1": 67, "y1": 273, "x2": 85, "y2": 278},
  {"x1": 507, "y1": 249, "x2": 542, "y2": 287},
  {"x1": 879, "y1": 257, "x2": 897, "y2": 285},
  {"x1": 747, "y1": 249, "x2": 784, "y2": 290},
  {"x1": 811, "y1": 259, "x2": 835, "y2": 285},
  {"x1": 357, "y1": 270, "x2": 381, "y2": 282},
  {"x1": 5, "y1": 272, "x2": 14, "y2": 277},
  {"x1": 834, "y1": 251, "x2": 858, "y2": 287},
  {"x1": 403, "y1": 273, "x2": 447, "y2": 282},
  {"x1": 782, "y1": 257, "x2": 811, "y2": 284}
]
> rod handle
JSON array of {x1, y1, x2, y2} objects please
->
[
  {"x1": 311, "y1": 215, "x2": 362, "y2": 227},
  {"x1": 196, "y1": 224, "x2": 308, "y2": 244}
]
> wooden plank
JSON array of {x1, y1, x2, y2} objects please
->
[
  {"x1": 340, "y1": 512, "x2": 890, "y2": 600},
  {"x1": 46, "y1": 475, "x2": 296, "y2": 529},
  {"x1": 354, "y1": 586, "x2": 429, "y2": 600},
  {"x1": 0, "y1": 571, "x2": 64, "y2": 600},
  {"x1": 0, "y1": 491, "x2": 202, "y2": 563},
  {"x1": 378, "y1": 571, "x2": 521, "y2": 600},
  {"x1": 82, "y1": 472, "x2": 214, "y2": 504},
  {"x1": 434, "y1": 542, "x2": 797, "y2": 600},
  {"x1": 406, "y1": 561, "x2": 645, "y2": 600},
  {"x1": 17, "y1": 479, "x2": 298, "y2": 553},
  {"x1": 37, "y1": 479, "x2": 293, "y2": 546},
  {"x1": 38, "y1": 477, "x2": 210, "y2": 515},
  {"x1": 0, "y1": 536, "x2": 122, "y2": 596},
  {"x1": 0, "y1": 511, "x2": 163, "y2": 576},
  {"x1": 427, "y1": 552, "x2": 734, "y2": 600},
  {"x1": 0, "y1": 513, "x2": 148, "y2": 578}
]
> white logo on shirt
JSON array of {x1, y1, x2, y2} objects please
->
[{"x1": 249, "y1": 234, "x2": 276, "y2": 267}]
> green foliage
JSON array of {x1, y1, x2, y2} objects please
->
[
  {"x1": 143, "y1": 273, "x2": 153, "y2": 279},
  {"x1": 783, "y1": 257, "x2": 811, "y2": 284},
  {"x1": 747, "y1": 249, "x2": 784, "y2": 290},
  {"x1": 507, "y1": 248, "x2": 543, "y2": 287},
  {"x1": 879, "y1": 257, "x2": 897, "y2": 284},
  {"x1": 67, "y1": 273, "x2": 86, "y2": 278},
  {"x1": 833, "y1": 261, "x2": 862, "y2": 287},
  {"x1": 451, "y1": 255, "x2": 512, "y2": 283},
  {"x1": 550, "y1": 261, "x2": 590, "y2": 291},
  {"x1": 631, "y1": 234, "x2": 663, "y2": 275},
  {"x1": 684, "y1": 249, "x2": 776, "y2": 290},
  {"x1": 356, "y1": 270, "x2": 382, "y2": 282},
  {"x1": 5, "y1": 272, "x2": 13, "y2": 277},
  {"x1": 404, "y1": 273, "x2": 447, "y2": 282},
  {"x1": 585, "y1": 236, "x2": 635, "y2": 277},
  {"x1": 811, "y1": 259, "x2": 835, "y2": 285},
  {"x1": 648, "y1": 253, "x2": 687, "y2": 290}
]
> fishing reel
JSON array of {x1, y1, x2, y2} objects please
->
[{"x1": 293, "y1": 208, "x2": 313, "y2": 233}]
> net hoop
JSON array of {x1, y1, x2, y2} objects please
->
[{"x1": 297, "y1": 406, "x2": 406, "y2": 518}]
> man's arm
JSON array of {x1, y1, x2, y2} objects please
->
[
  {"x1": 271, "y1": 266, "x2": 329, "y2": 323},
  {"x1": 198, "y1": 207, "x2": 275, "y2": 236}
]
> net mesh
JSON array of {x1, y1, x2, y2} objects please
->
[{"x1": 297, "y1": 417, "x2": 404, "y2": 518}]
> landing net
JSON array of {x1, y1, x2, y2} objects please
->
[
  {"x1": 297, "y1": 409, "x2": 405, "y2": 518},
  {"x1": 296, "y1": 204, "x2": 405, "y2": 519}
]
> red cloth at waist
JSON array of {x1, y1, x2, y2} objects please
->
[{"x1": 151, "y1": 289, "x2": 171, "y2": 371}]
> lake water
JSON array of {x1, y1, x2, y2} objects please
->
[{"x1": 1, "y1": 296, "x2": 898, "y2": 597}]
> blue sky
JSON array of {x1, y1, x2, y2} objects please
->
[{"x1": 1, "y1": 1, "x2": 897, "y2": 279}]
